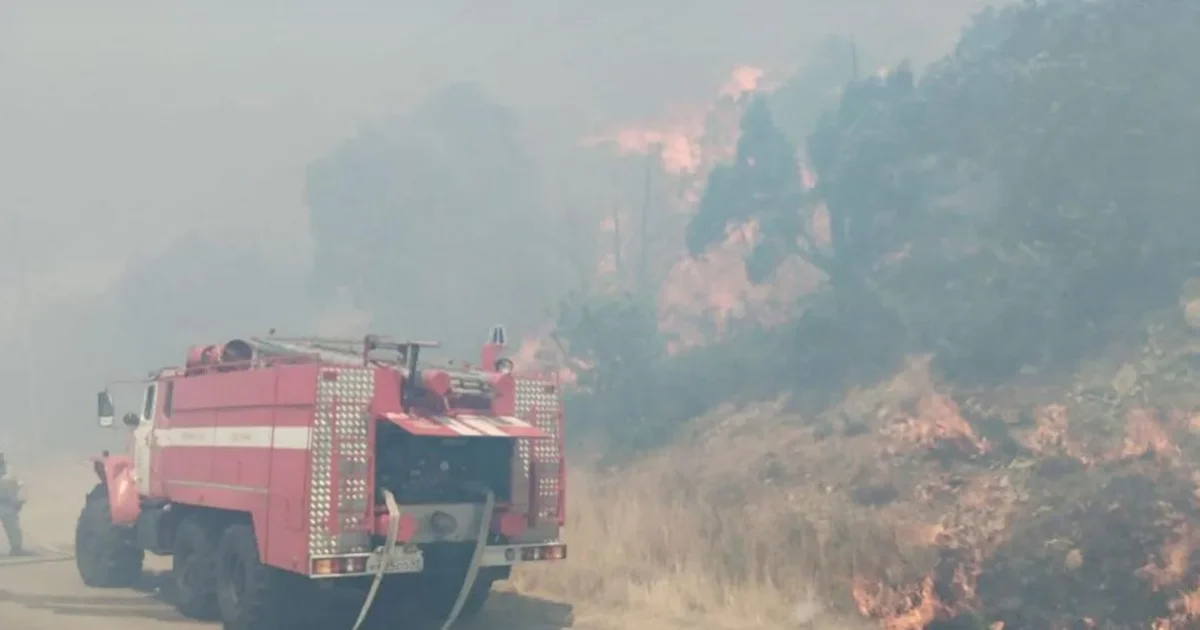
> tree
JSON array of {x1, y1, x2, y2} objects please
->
[
  {"x1": 688, "y1": 66, "x2": 925, "y2": 287},
  {"x1": 685, "y1": 0, "x2": 1200, "y2": 384},
  {"x1": 3, "y1": 231, "x2": 310, "y2": 449},
  {"x1": 880, "y1": 0, "x2": 1200, "y2": 380},
  {"x1": 305, "y1": 83, "x2": 569, "y2": 353},
  {"x1": 767, "y1": 36, "x2": 859, "y2": 144}
]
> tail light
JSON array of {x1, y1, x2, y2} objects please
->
[
  {"x1": 520, "y1": 544, "x2": 567, "y2": 562},
  {"x1": 311, "y1": 556, "x2": 369, "y2": 575}
]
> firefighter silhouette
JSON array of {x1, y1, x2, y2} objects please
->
[{"x1": 0, "y1": 452, "x2": 25, "y2": 556}]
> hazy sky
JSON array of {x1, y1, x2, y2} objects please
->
[{"x1": 0, "y1": 0, "x2": 993, "y2": 307}]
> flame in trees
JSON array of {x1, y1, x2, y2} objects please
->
[
  {"x1": 658, "y1": 220, "x2": 817, "y2": 353},
  {"x1": 578, "y1": 65, "x2": 829, "y2": 352},
  {"x1": 720, "y1": 64, "x2": 767, "y2": 99}
]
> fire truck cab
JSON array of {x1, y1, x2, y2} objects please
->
[{"x1": 75, "y1": 329, "x2": 566, "y2": 630}]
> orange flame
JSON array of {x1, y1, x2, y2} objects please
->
[
  {"x1": 576, "y1": 64, "x2": 832, "y2": 354},
  {"x1": 1139, "y1": 524, "x2": 1200, "y2": 590},
  {"x1": 882, "y1": 394, "x2": 990, "y2": 456},
  {"x1": 719, "y1": 64, "x2": 766, "y2": 99},
  {"x1": 1153, "y1": 584, "x2": 1200, "y2": 629},
  {"x1": 1016, "y1": 403, "x2": 1092, "y2": 464},
  {"x1": 1120, "y1": 407, "x2": 1182, "y2": 464},
  {"x1": 852, "y1": 575, "x2": 942, "y2": 630}
]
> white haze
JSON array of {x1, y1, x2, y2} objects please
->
[{"x1": 0, "y1": 0, "x2": 995, "y2": 449}]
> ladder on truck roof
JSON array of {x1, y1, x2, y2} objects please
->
[{"x1": 248, "y1": 335, "x2": 441, "y2": 366}]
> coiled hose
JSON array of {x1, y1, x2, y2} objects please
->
[{"x1": 351, "y1": 486, "x2": 496, "y2": 630}]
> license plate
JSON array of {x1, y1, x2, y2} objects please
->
[{"x1": 365, "y1": 547, "x2": 425, "y2": 574}]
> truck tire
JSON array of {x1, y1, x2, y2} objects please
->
[
  {"x1": 171, "y1": 516, "x2": 219, "y2": 620},
  {"x1": 74, "y1": 485, "x2": 145, "y2": 588},
  {"x1": 214, "y1": 523, "x2": 306, "y2": 630}
]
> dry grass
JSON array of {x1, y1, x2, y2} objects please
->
[
  {"x1": 507, "y1": 328, "x2": 1200, "y2": 630},
  {"x1": 4, "y1": 430, "x2": 886, "y2": 628},
  {"x1": 512, "y1": 459, "x2": 881, "y2": 630}
]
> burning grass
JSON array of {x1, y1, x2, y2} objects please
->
[{"x1": 516, "y1": 318, "x2": 1200, "y2": 630}]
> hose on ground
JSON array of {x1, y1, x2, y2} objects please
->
[
  {"x1": 0, "y1": 553, "x2": 73, "y2": 568},
  {"x1": 439, "y1": 486, "x2": 495, "y2": 630},
  {"x1": 350, "y1": 485, "x2": 495, "y2": 630},
  {"x1": 21, "y1": 486, "x2": 499, "y2": 630}
]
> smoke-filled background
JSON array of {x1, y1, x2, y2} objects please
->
[
  {"x1": 0, "y1": 0, "x2": 989, "y2": 444},
  {"x1": 7, "y1": 1, "x2": 1200, "y2": 628}
]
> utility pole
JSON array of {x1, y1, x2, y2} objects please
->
[
  {"x1": 850, "y1": 37, "x2": 860, "y2": 81},
  {"x1": 611, "y1": 204, "x2": 624, "y2": 285},
  {"x1": 608, "y1": 163, "x2": 626, "y2": 289},
  {"x1": 636, "y1": 145, "x2": 658, "y2": 298}
]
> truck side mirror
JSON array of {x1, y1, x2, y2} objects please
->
[
  {"x1": 97, "y1": 391, "x2": 115, "y2": 428},
  {"x1": 122, "y1": 412, "x2": 141, "y2": 428}
]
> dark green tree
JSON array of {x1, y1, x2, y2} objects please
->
[
  {"x1": 687, "y1": 66, "x2": 924, "y2": 291},
  {"x1": 882, "y1": 0, "x2": 1200, "y2": 380},
  {"x1": 686, "y1": 0, "x2": 1200, "y2": 384}
]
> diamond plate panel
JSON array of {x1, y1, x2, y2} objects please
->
[
  {"x1": 514, "y1": 376, "x2": 563, "y2": 522},
  {"x1": 309, "y1": 365, "x2": 375, "y2": 558}
]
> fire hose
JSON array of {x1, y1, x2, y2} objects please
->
[
  {"x1": 442, "y1": 484, "x2": 496, "y2": 630},
  {"x1": 351, "y1": 485, "x2": 496, "y2": 630},
  {"x1": 349, "y1": 488, "x2": 402, "y2": 630}
]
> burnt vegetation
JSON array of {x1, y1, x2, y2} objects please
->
[
  {"x1": 559, "y1": 0, "x2": 1200, "y2": 448},
  {"x1": 550, "y1": 0, "x2": 1200, "y2": 628},
  {"x1": 9, "y1": 0, "x2": 1200, "y2": 627}
]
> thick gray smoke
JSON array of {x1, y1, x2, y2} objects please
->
[{"x1": 0, "y1": 0, "x2": 993, "y2": 451}]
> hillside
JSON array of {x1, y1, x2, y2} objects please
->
[
  {"x1": 6, "y1": 1, "x2": 1193, "y2": 629},
  {"x1": 514, "y1": 1, "x2": 1200, "y2": 627},
  {"x1": 514, "y1": 303, "x2": 1200, "y2": 630}
]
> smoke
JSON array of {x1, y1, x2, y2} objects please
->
[{"x1": 0, "y1": 0, "x2": 994, "y2": 451}]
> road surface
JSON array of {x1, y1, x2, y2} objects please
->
[
  {"x1": 0, "y1": 551, "x2": 577, "y2": 630},
  {"x1": 0, "y1": 554, "x2": 207, "y2": 630},
  {"x1": 0, "y1": 456, "x2": 586, "y2": 630},
  {"x1": 0, "y1": 455, "x2": 693, "y2": 630}
]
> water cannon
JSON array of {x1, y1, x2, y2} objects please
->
[
  {"x1": 482, "y1": 325, "x2": 509, "y2": 374},
  {"x1": 489, "y1": 325, "x2": 507, "y2": 347}
]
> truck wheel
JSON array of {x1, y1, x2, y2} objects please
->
[
  {"x1": 171, "y1": 516, "x2": 218, "y2": 620},
  {"x1": 74, "y1": 485, "x2": 144, "y2": 588},
  {"x1": 214, "y1": 523, "x2": 305, "y2": 630}
]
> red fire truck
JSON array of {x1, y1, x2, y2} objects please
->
[{"x1": 75, "y1": 329, "x2": 566, "y2": 630}]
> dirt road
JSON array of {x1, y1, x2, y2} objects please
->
[
  {"x1": 0, "y1": 552, "x2": 577, "y2": 630},
  {"x1": 0, "y1": 455, "x2": 579, "y2": 630},
  {"x1": 0, "y1": 555, "x2": 206, "y2": 630}
]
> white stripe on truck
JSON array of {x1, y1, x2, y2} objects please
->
[{"x1": 153, "y1": 426, "x2": 311, "y2": 450}]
